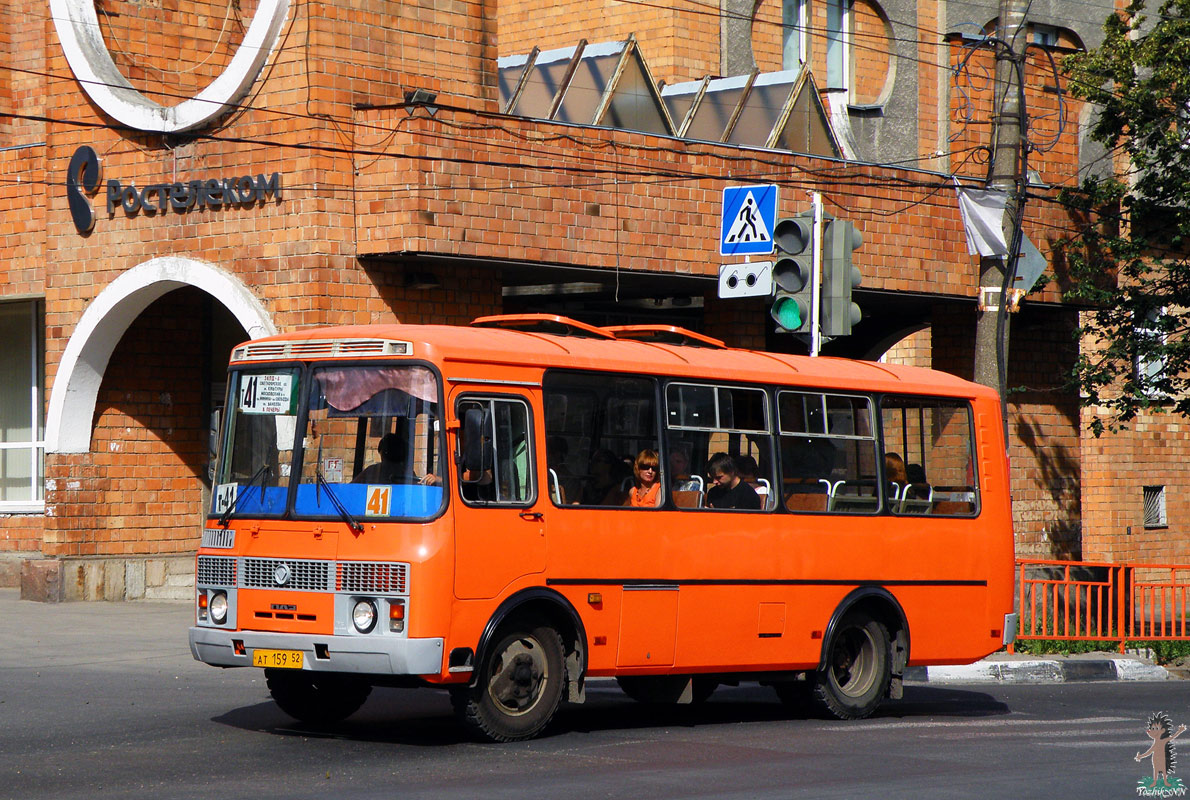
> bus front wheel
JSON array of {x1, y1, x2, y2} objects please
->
[
  {"x1": 811, "y1": 612, "x2": 891, "y2": 720},
  {"x1": 451, "y1": 621, "x2": 565, "y2": 742},
  {"x1": 265, "y1": 669, "x2": 372, "y2": 724}
]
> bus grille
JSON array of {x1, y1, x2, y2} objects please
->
[
  {"x1": 197, "y1": 555, "x2": 236, "y2": 587},
  {"x1": 336, "y1": 561, "x2": 409, "y2": 595},
  {"x1": 201, "y1": 528, "x2": 235, "y2": 549},
  {"x1": 198, "y1": 557, "x2": 411, "y2": 594},
  {"x1": 242, "y1": 558, "x2": 331, "y2": 591}
]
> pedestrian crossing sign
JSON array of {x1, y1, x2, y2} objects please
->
[{"x1": 721, "y1": 184, "x2": 778, "y2": 256}]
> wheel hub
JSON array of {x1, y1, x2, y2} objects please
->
[{"x1": 488, "y1": 638, "x2": 547, "y2": 715}]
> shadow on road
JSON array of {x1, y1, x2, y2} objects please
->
[{"x1": 210, "y1": 682, "x2": 1011, "y2": 745}]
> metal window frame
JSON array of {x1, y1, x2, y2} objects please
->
[{"x1": 0, "y1": 300, "x2": 44, "y2": 511}]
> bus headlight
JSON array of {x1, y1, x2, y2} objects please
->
[
  {"x1": 209, "y1": 591, "x2": 229, "y2": 625},
  {"x1": 352, "y1": 599, "x2": 377, "y2": 633}
]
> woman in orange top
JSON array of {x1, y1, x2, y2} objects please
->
[{"x1": 628, "y1": 449, "x2": 662, "y2": 507}]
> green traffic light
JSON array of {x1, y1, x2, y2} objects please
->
[{"x1": 772, "y1": 296, "x2": 803, "y2": 329}]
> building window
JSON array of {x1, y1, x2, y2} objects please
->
[
  {"x1": 1143, "y1": 485, "x2": 1167, "y2": 529},
  {"x1": 826, "y1": 0, "x2": 851, "y2": 92},
  {"x1": 1032, "y1": 24, "x2": 1059, "y2": 48},
  {"x1": 0, "y1": 300, "x2": 44, "y2": 509},
  {"x1": 1133, "y1": 306, "x2": 1167, "y2": 396},
  {"x1": 782, "y1": 0, "x2": 808, "y2": 70}
]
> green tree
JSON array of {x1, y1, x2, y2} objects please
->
[{"x1": 1061, "y1": 0, "x2": 1190, "y2": 433}]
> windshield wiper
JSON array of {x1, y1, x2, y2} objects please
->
[
  {"x1": 217, "y1": 464, "x2": 271, "y2": 528},
  {"x1": 315, "y1": 467, "x2": 364, "y2": 534}
]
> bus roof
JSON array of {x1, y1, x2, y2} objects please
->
[{"x1": 231, "y1": 320, "x2": 994, "y2": 400}]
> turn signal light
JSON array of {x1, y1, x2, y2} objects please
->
[
  {"x1": 389, "y1": 600, "x2": 406, "y2": 633},
  {"x1": 197, "y1": 592, "x2": 208, "y2": 621}
]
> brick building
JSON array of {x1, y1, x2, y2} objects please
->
[{"x1": 0, "y1": 0, "x2": 1137, "y2": 600}]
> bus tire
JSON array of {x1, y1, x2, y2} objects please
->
[
  {"x1": 616, "y1": 676, "x2": 718, "y2": 704},
  {"x1": 811, "y1": 612, "x2": 891, "y2": 720},
  {"x1": 265, "y1": 669, "x2": 371, "y2": 724},
  {"x1": 451, "y1": 621, "x2": 565, "y2": 742}
]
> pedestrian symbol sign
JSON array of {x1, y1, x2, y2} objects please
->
[{"x1": 721, "y1": 184, "x2": 778, "y2": 256}]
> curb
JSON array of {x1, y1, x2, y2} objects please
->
[{"x1": 904, "y1": 658, "x2": 1170, "y2": 684}]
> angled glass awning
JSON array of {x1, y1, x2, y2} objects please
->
[
  {"x1": 499, "y1": 37, "x2": 844, "y2": 160},
  {"x1": 661, "y1": 66, "x2": 841, "y2": 157},
  {"x1": 497, "y1": 36, "x2": 674, "y2": 136}
]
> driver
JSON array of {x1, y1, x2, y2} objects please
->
[{"x1": 353, "y1": 433, "x2": 439, "y2": 485}]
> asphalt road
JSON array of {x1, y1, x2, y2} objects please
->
[{"x1": 2, "y1": 589, "x2": 1189, "y2": 800}]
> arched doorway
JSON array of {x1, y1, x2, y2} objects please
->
[{"x1": 39, "y1": 257, "x2": 273, "y2": 600}]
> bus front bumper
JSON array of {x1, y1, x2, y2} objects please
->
[{"x1": 189, "y1": 626, "x2": 445, "y2": 675}]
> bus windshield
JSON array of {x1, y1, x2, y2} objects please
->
[{"x1": 212, "y1": 363, "x2": 446, "y2": 522}]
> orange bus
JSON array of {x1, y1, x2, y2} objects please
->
[{"x1": 189, "y1": 314, "x2": 1018, "y2": 741}]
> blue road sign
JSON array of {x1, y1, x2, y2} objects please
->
[{"x1": 721, "y1": 184, "x2": 778, "y2": 256}]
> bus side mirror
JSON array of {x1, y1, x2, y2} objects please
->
[
  {"x1": 461, "y1": 408, "x2": 492, "y2": 478},
  {"x1": 207, "y1": 408, "x2": 222, "y2": 483}
]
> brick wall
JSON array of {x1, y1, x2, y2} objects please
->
[
  {"x1": 46, "y1": 289, "x2": 209, "y2": 557},
  {"x1": 1081, "y1": 411, "x2": 1190, "y2": 564},
  {"x1": 0, "y1": 0, "x2": 1105, "y2": 569}
]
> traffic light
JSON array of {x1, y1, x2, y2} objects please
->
[
  {"x1": 770, "y1": 212, "x2": 816, "y2": 334},
  {"x1": 821, "y1": 219, "x2": 863, "y2": 337}
]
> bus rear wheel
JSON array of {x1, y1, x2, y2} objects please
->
[
  {"x1": 616, "y1": 676, "x2": 718, "y2": 704},
  {"x1": 810, "y1": 612, "x2": 891, "y2": 720},
  {"x1": 265, "y1": 669, "x2": 372, "y2": 724},
  {"x1": 451, "y1": 622, "x2": 565, "y2": 742}
]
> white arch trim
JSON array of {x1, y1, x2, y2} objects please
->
[
  {"x1": 46, "y1": 257, "x2": 276, "y2": 454},
  {"x1": 50, "y1": 0, "x2": 290, "y2": 133}
]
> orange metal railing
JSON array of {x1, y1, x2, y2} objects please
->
[{"x1": 1013, "y1": 559, "x2": 1190, "y2": 653}]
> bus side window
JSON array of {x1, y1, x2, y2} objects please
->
[
  {"x1": 665, "y1": 383, "x2": 773, "y2": 512},
  {"x1": 543, "y1": 371, "x2": 659, "y2": 509},
  {"x1": 777, "y1": 391, "x2": 878, "y2": 514},
  {"x1": 456, "y1": 397, "x2": 535, "y2": 506},
  {"x1": 880, "y1": 397, "x2": 979, "y2": 517}
]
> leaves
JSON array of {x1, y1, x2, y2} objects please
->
[{"x1": 1060, "y1": 0, "x2": 1190, "y2": 431}]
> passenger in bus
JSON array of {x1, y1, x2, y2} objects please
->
[
  {"x1": 706, "y1": 452, "x2": 761, "y2": 510},
  {"x1": 353, "y1": 433, "x2": 440, "y2": 485},
  {"x1": 884, "y1": 451, "x2": 907, "y2": 497},
  {"x1": 669, "y1": 448, "x2": 700, "y2": 491},
  {"x1": 581, "y1": 449, "x2": 629, "y2": 505},
  {"x1": 546, "y1": 436, "x2": 581, "y2": 504},
  {"x1": 626, "y1": 449, "x2": 662, "y2": 507},
  {"x1": 905, "y1": 462, "x2": 931, "y2": 499},
  {"x1": 735, "y1": 454, "x2": 770, "y2": 508},
  {"x1": 736, "y1": 455, "x2": 762, "y2": 490}
]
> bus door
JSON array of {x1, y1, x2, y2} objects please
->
[{"x1": 451, "y1": 388, "x2": 547, "y2": 600}]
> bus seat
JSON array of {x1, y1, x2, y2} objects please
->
[
  {"x1": 827, "y1": 480, "x2": 879, "y2": 512},
  {"x1": 931, "y1": 487, "x2": 976, "y2": 515},
  {"x1": 785, "y1": 492, "x2": 828, "y2": 512},
  {"x1": 897, "y1": 485, "x2": 933, "y2": 514},
  {"x1": 673, "y1": 489, "x2": 702, "y2": 508},
  {"x1": 932, "y1": 500, "x2": 974, "y2": 515},
  {"x1": 754, "y1": 477, "x2": 772, "y2": 509}
]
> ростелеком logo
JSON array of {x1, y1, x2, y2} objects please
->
[{"x1": 66, "y1": 145, "x2": 100, "y2": 234}]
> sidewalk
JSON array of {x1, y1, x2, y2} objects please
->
[{"x1": 904, "y1": 650, "x2": 1174, "y2": 684}]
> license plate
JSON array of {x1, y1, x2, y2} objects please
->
[{"x1": 252, "y1": 649, "x2": 304, "y2": 669}]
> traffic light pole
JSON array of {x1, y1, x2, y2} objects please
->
[{"x1": 810, "y1": 192, "x2": 824, "y2": 356}]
